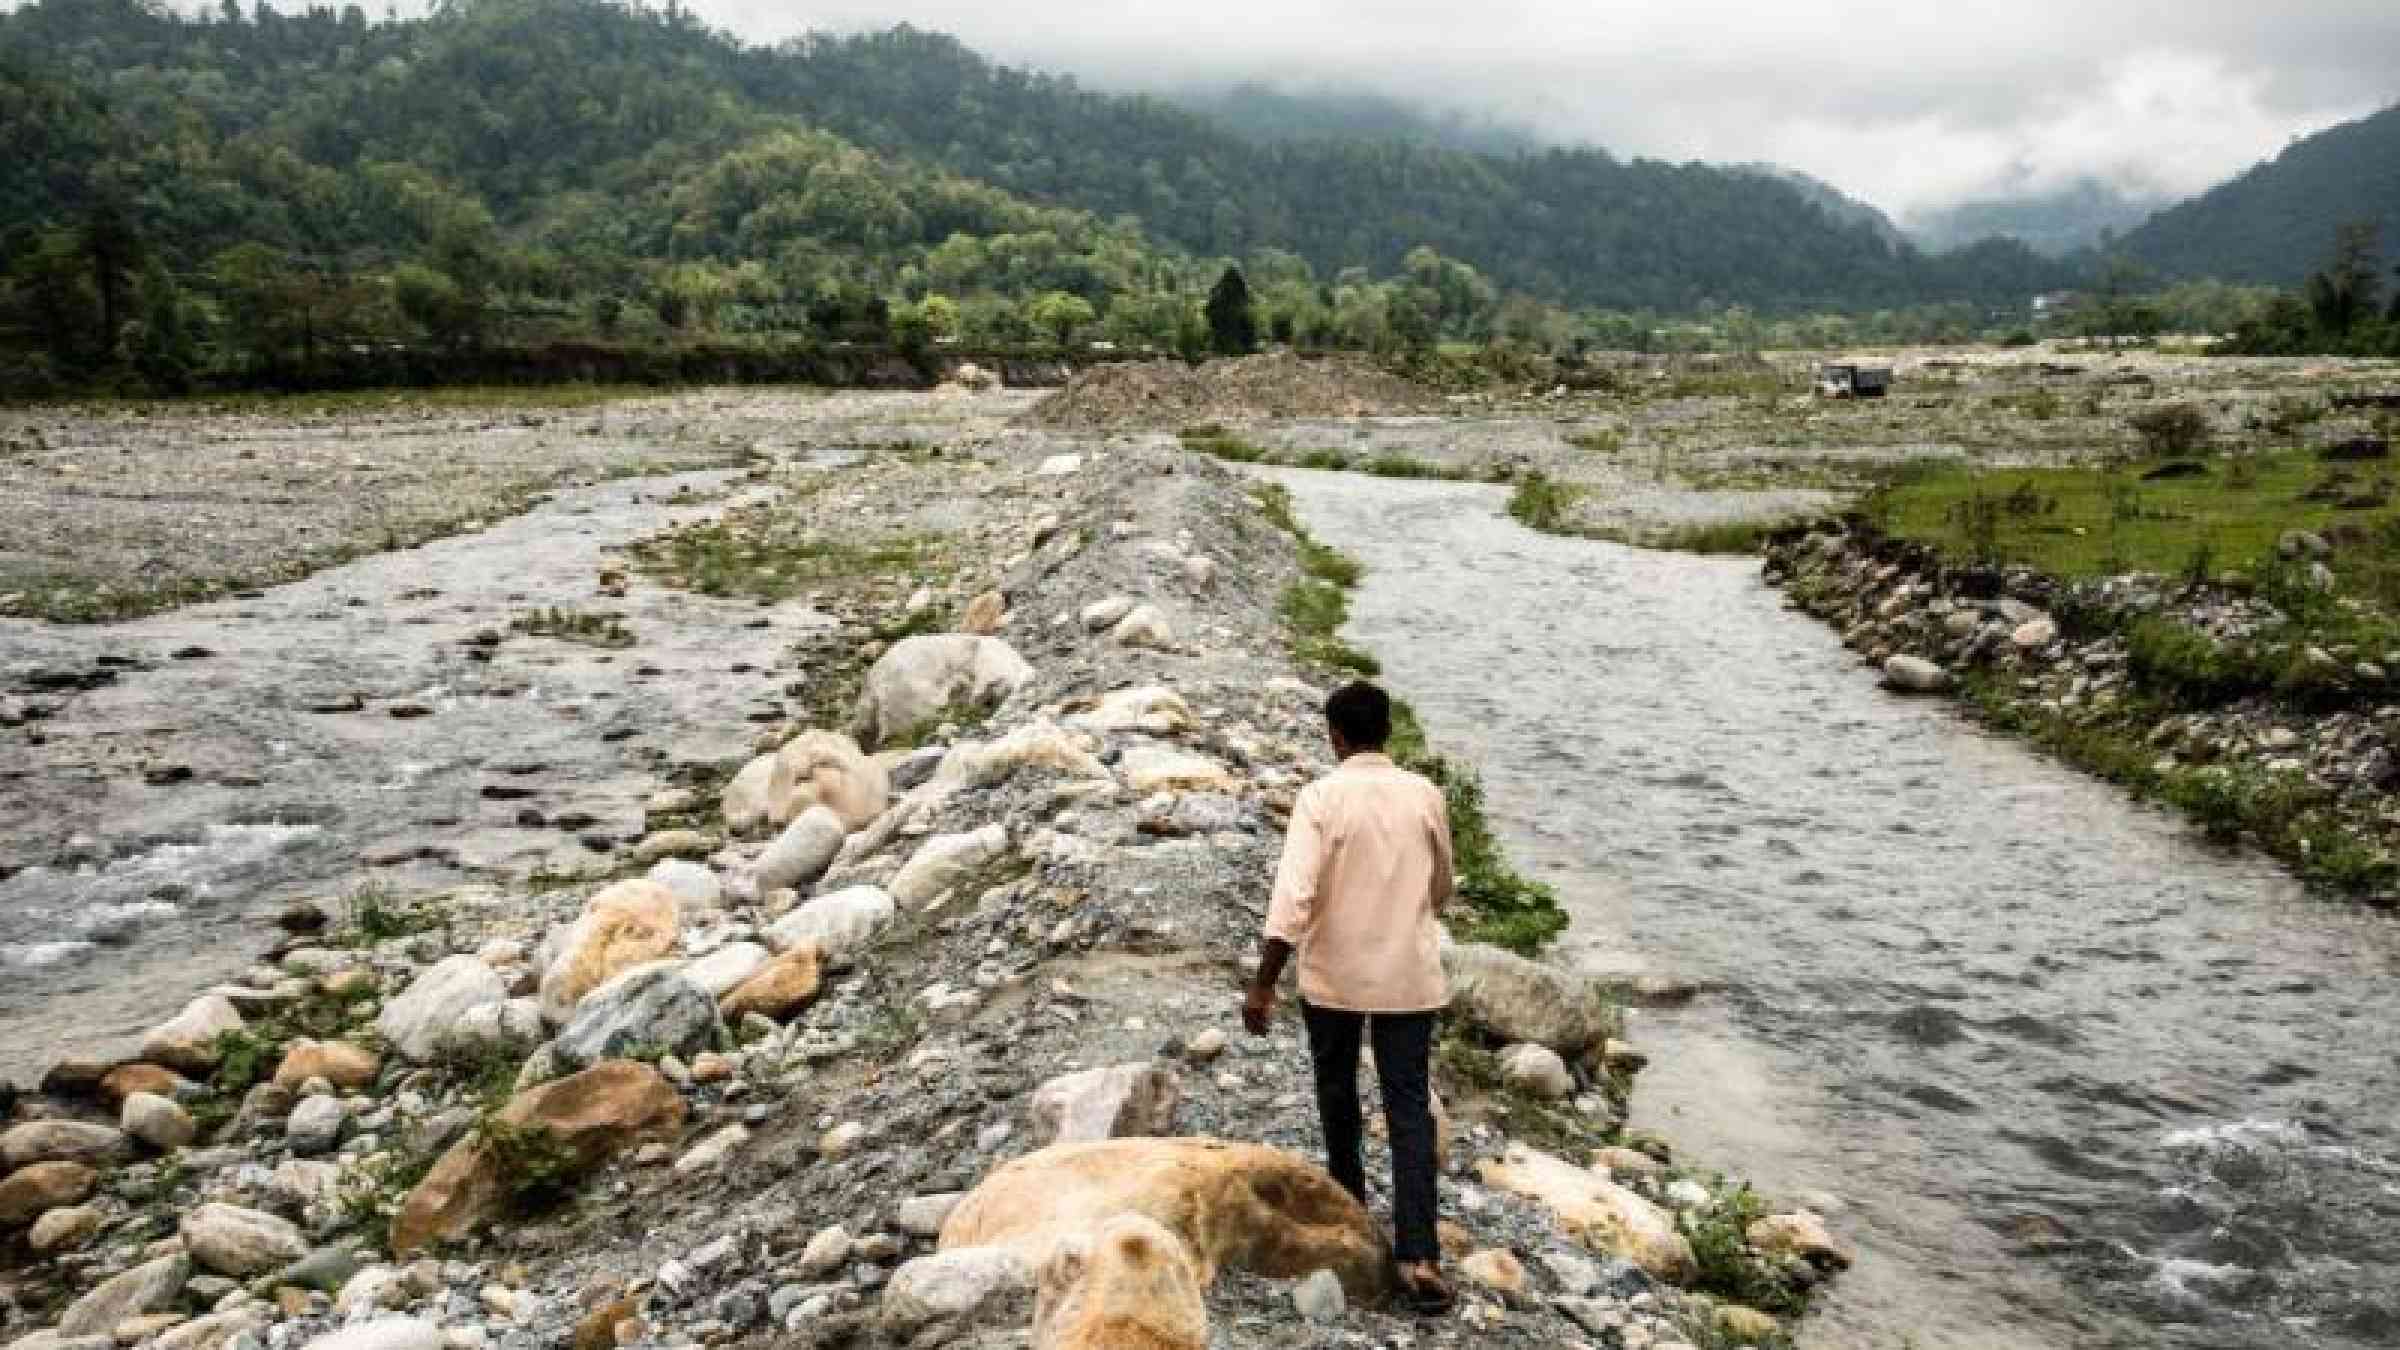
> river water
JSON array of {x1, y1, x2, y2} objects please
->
[
  {"x1": 0, "y1": 468, "x2": 835, "y2": 1086},
  {"x1": 1272, "y1": 469, "x2": 2400, "y2": 1350}
]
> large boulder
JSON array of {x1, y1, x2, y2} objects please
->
[
  {"x1": 140, "y1": 995, "x2": 245, "y2": 1076},
  {"x1": 891, "y1": 825, "x2": 1011, "y2": 908},
  {"x1": 180, "y1": 1203, "x2": 308, "y2": 1277},
  {"x1": 852, "y1": 636, "x2": 1034, "y2": 751},
  {"x1": 753, "y1": 807, "x2": 848, "y2": 894},
  {"x1": 776, "y1": 732, "x2": 890, "y2": 831},
  {"x1": 1441, "y1": 943, "x2": 1617, "y2": 1059},
  {"x1": 1028, "y1": 1063, "x2": 1184, "y2": 1147},
  {"x1": 1474, "y1": 1144, "x2": 1695, "y2": 1284},
  {"x1": 940, "y1": 1139, "x2": 1388, "y2": 1302},
  {"x1": 377, "y1": 956, "x2": 508, "y2": 1064},
  {"x1": 551, "y1": 963, "x2": 720, "y2": 1072},
  {"x1": 538, "y1": 880, "x2": 682, "y2": 1025},
  {"x1": 1033, "y1": 1213, "x2": 1206, "y2": 1350},
  {"x1": 0, "y1": 1121, "x2": 129, "y2": 1171},
  {"x1": 391, "y1": 1062, "x2": 683, "y2": 1255},
  {"x1": 57, "y1": 1254, "x2": 189, "y2": 1337},
  {"x1": 763, "y1": 886, "x2": 895, "y2": 962},
  {"x1": 719, "y1": 944, "x2": 823, "y2": 1022},
  {"x1": 0, "y1": 1161, "x2": 98, "y2": 1226}
]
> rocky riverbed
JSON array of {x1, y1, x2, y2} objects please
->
[{"x1": 0, "y1": 393, "x2": 1841, "y2": 1350}]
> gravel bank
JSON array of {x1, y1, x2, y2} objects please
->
[{"x1": 0, "y1": 411, "x2": 1842, "y2": 1350}]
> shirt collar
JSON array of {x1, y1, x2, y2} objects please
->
[{"x1": 1341, "y1": 752, "x2": 1396, "y2": 769}]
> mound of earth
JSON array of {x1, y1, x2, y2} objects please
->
[{"x1": 1021, "y1": 353, "x2": 1436, "y2": 429}]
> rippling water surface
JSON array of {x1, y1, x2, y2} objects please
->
[
  {"x1": 0, "y1": 468, "x2": 828, "y2": 1083},
  {"x1": 1272, "y1": 468, "x2": 2400, "y2": 1350}
]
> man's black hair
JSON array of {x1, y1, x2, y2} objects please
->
[{"x1": 1325, "y1": 680, "x2": 1392, "y2": 750}]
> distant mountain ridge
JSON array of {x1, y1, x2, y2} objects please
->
[
  {"x1": 2114, "y1": 102, "x2": 2400, "y2": 283},
  {"x1": 1166, "y1": 83, "x2": 1547, "y2": 158},
  {"x1": 1907, "y1": 178, "x2": 2172, "y2": 258}
]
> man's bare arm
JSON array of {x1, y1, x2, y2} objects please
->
[{"x1": 1243, "y1": 936, "x2": 1294, "y2": 1035}]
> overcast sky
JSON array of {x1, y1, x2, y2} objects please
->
[{"x1": 682, "y1": 0, "x2": 2399, "y2": 218}]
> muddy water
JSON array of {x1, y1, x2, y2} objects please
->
[
  {"x1": 0, "y1": 468, "x2": 837, "y2": 1085},
  {"x1": 1273, "y1": 468, "x2": 2400, "y2": 1350}
]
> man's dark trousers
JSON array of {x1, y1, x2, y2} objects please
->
[{"x1": 1300, "y1": 1001, "x2": 1439, "y2": 1264}]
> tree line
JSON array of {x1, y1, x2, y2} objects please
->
[{"x1": 0, "y1": 0, "x2": 2098, "y2": 396}]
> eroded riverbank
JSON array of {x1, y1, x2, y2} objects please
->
[{"x1": 1274, "y1": 466, "x2": 2400, "y2": 1349}]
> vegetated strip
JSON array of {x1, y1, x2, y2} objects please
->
[
  {"x1": 1251, "y1": 481, "x2": 1568, "y2": 953},
  {"x1": 1772, "y1": 450, "x2": 2400, "y2": 901}
]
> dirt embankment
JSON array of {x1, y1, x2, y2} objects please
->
[{"x1": 1020, "y1": 354, "x2": 1440, "y2": 431}]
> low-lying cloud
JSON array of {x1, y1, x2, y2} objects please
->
[{"x1": 692, "y1": 0, "x2": 2399, "y2": 215}]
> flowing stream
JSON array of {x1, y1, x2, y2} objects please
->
[
  {"x1": 0, "y1": 466, "x2": 841, "y2": 1085},
  {"x1": 1272, "y1": 468, "x2": 2400, "y2": 1350}
]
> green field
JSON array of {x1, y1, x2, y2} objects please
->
[{"x1": 1869, "y1": 451, "x2": 2399, "y2": 599}]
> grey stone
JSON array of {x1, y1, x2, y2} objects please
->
[
  {"x1": 852, "y1": 636, "x2": 1033, "y2": 751},
  {"x1": 877, "y1": 1248, "x2": 1031, "y2": 1332},
  {"x1": 284, "y1": 1096, "x2": 349, "y2": 1157},
  {"x1": 755, "y1": 808, "x2": 847, "y2": 894},
  {"x1": 1293, "y1": 1268, "x2": 1346, "y2": 1322},
  {"x1": 552, "y1": 962, "x2": 720, "y2": 1071},
  {"x1": 1028, "y1": 1062, "x2": 1183, "y2": 1146},
  {"x1": 764, "y1": 886, "x2": 896, "y2": 961},
  {"x1": 376, "y1": 957, "x2": 507, "y2": 1063},
  {"x1": 295, "y1": 1319, "x2": 444, "y2": 1350},
  {"x1": 181, "y1": 1203, "x2": 308, "y2": 1277},
  {"x1": 58, "y1": 1254, "x2": 190, "y2": 1337}
]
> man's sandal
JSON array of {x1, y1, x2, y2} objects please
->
[{"x1": 1395, "y1": 1268, "x2": 1457, "y2": 1316}]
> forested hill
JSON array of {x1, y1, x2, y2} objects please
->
[
  {"x1": 0, "y1": 0, "x2": 2067, "y2": 324},
  {"x1": 715, "y1": 22, "x2": 2065, "y2": 312},
  {"x1": 1166, "y1": 83, "x2": 1548, "y2": 158},
  {"x1": 2116, "y1": 103, "x2": 2400, "y2": 284}
]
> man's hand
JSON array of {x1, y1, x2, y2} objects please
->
[
  {"x1": 1241, "y1": 981, "x2": 1276, "y2": 1037},
  {"x1": 1244, "y1": 936, "x2": 1294, "y2": 1037}
]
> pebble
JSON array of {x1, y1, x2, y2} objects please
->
[{"x1": 1292, "y1": 1268, "x2": 1346, "y2": 1322}]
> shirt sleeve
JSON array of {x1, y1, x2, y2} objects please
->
[
  {"x1": 1264, "y1": 788, "x2": 1325, "y2": 945},
  {"x1": 1426, "y1": 782, "x2": 1456, "y2": 913}
]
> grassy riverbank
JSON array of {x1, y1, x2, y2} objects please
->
[{"x1": 1251, "y1": 481, "x2": 1572, "y2": 955}]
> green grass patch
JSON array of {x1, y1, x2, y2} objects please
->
[
  {"x1": 1507, "y1": 472, "x2": 1582, "y2": 533},
  {"x1": 1861, "y1": 450, "x2": 2400, "y2": 582},
  {"x1": 509, "y1": 606, "x2": 634, "y2": 648},
  {"x1": 1642, "y1": 517, "x2": 1792, "y2": 557},
  {"x1": 629, "y1": 516, "x2": 942, "y2": 602}
]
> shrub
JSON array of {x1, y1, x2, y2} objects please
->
[
  {"x1": 1507, "y1": 473, "x2": 1580, "y2": 532},
  {"x1": 2128, "y1": 404, "x2": 2211, "y2": 458},
  {"x1": 2126, "y1": 617, "x2": 2267, "y2": 708}
]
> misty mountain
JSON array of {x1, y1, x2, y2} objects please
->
[
  {"x1": 1905, "y1": 178, "x2": 2172, "y2": 258},
  {"x1": 2114, "y1": 102, "x2": 2400, "y2": 284},
  {"x1": 1731, "y1": 165, "x2": 1909, "y2": 250},
  {"x1": 1169, "y1": 83, "x2": 1547, "y2": 157},
  {"x1": 0, "y1": 0, "x2": 2070, "y2": 322}
]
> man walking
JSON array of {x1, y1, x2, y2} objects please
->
[{"x1": 1242, "y1": 681, "x2": 1456, "y2": 1314}]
